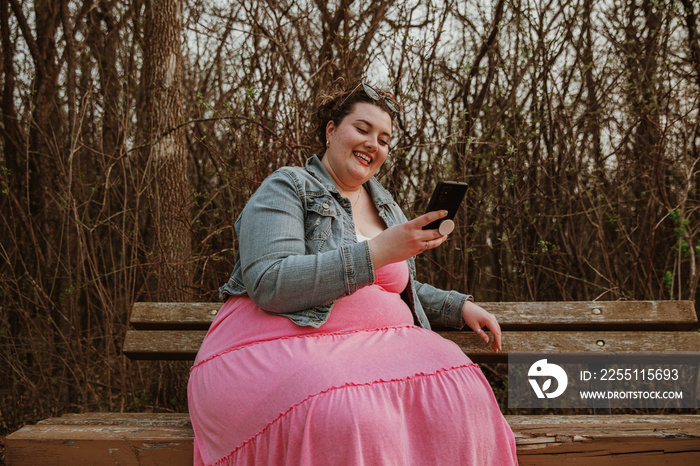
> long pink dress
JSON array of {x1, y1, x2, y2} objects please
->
[{"x1": 188, "y1": 261, "x2": 518, "y2": 465}]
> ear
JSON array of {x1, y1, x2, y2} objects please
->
[{"x1": 325, "y1": 120, "x2": 336, "y2": 140}]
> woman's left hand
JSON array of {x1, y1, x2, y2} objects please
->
[{"x1": 462, "y1": 301, "x2": 502, "y2": 353}]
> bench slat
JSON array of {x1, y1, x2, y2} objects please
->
[
  {"x1": 37, "y1": 412, "x2": 192, "y2": 427},
  {"x1": 8, "y1": 413, "x2": 700, "y2": 465},
  {"x1": 481, "y1": 300, "x2": 697, "y2": 330},
  {"x1": 508, "y1": 414, "x2": 700, "y2": 462},
  {"x1": 129, "y1": 300, "x2": 698, "y2": 331},
  {"x1": 123, "y1": 329, "x2": 207, "y2": 360},
  {"x1": 130, "y1": 302, "x2": 221, "y2": 329},
  {"x1": 122, "y1": 329, "x2": 700, "y2": 361},
  {"x1": 444, "y1": 329, "x2": 700, "y2": 362},
  {"x1": 5, "y1": 423, "x2": 193, "y2": 466}
]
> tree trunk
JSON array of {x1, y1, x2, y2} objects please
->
[{"x1": 139, "y1": 0, "x2": 191, "y2": 301}]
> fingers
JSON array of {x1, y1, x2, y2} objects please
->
[
  {"x1": 415, "y1": 211, "x2": 453, "y2": 253},
  {"x1": 369, "y1": 214, "x2": 449, "y2": 269},
  {"x1": 470, "y1": 311, "x2": 503, "y2": 353},
  {"x1": 413, "y1": 210, "x2": 449, "y2": 229},
  {"x1": 474, "y1": 326, "x2": 502, "y2": 353},
  {"x1": 400, "y1": 211, "x2": 449, "y2": 253},
  {"x1": 423, "y1": 233, "x2": 449, "y2": 251},
  {"x1": 474, "y1": 327, "x2": 489, "y2": 344},
  {"x1": 489, "y1": 318, "x2": 503, "y2": 352},
  {"x1": 474, "y1": 318, "x2": 502, "y2": 353}
]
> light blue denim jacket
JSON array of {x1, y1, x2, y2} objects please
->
[{"x1": 219, "y1": 155, "x2": 470, "y2": 329}]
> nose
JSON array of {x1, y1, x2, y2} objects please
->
[{"x1": 364, "y1": 135, "x2": 378, "y2": 151}]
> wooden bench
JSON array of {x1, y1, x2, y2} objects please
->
[{"x1": 6, "y1": 300, "x2": 700, "y2": 465}]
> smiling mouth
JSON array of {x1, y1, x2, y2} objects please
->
[{"x1": 353, "y1": 151, "x2": 373, "y2": 165}]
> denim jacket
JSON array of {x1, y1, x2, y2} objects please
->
[{"x1": 219, "y1": 155, "x2": 470, "y2": 329}]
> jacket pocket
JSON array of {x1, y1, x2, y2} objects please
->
[{"x1": 305, "y1": 194, "x2": 341, "y2": 252}]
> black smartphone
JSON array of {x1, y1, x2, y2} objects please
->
[{"x1": 422, "y1": 181, "x2": 468, "y2": 230}]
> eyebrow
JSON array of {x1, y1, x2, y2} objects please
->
[{"x1": 355, "y1": 118, "x2": 392, "y2": 138}]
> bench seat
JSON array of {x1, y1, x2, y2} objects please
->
[{"x1": 7, "y1": 412, "x2": 700, "y2": 465}]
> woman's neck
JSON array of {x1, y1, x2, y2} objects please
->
[{"x1": 320, "y1": 153, "x2": 365, "y2": 200}]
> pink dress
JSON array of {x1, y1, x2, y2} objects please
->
[{"x1": 188, "y1": 261, "x2": 518, "y2": 465}]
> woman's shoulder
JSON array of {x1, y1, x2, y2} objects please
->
[
  {"x1": 259, "y1": 165, "x2": 306, "y2": 187},
  {"x1": 268, "y1": 163, "x2": 329, "y2": 191},
  {"x1": 251, "y1": 165, "x2": 327, "y2": 203},
  {"x1": 273, "y1": 165, "x2": 310, "y2": 183}
]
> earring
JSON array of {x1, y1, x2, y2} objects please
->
[{"x1": 326, "y1": 136, "x2": 330, "y2": 148}]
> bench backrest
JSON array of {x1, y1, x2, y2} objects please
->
[{"x1": 122, "y1": 301, "x2": 699, "y2": 363}]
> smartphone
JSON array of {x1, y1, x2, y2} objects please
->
[{"x1": 422, "y1": 181, "x2": 468, "y2": 231}]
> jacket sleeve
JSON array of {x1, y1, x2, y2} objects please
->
[
  {"x1": 237, "y1": 170, "x2": 375, "y2": 313},
  {"x1": 413, "y1": 280, "x2": 469, "y2": 329}
]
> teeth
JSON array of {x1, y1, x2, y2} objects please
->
[{"x1": 353, "y1": 152, "x2": 372, "y2": 164}]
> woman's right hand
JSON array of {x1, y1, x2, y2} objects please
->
[{"x1": 368, "y1": 210, "x2": 450, "y2": 270}]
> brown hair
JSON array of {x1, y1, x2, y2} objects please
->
[{"x1": 313, "y1": 81, "x2": 400, "y2": 150}]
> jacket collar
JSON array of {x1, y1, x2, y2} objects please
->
[{"x1": 305, "y1": 155, "x2": 340, "y2": 194}]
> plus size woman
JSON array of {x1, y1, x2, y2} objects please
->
[{"x1": 187, "y1": 82, "x2": 518, "y2": 465}]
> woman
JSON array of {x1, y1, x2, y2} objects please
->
[{"x1": 188, "y1": 82, "x2": 518, "y2": 465}]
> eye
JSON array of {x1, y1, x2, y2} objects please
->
[{"x1": 356, "y1": 127, "x2": 368, "y2": 134}]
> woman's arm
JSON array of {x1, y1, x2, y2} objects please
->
[
  {"x1": 412, "y1": 280, "x2": 469, "y2": 329},
  {"x1": 414, "y1": 280, "x2": 502, "y2": 351},
  {"x1": 237, "y1": 170, "x2": 374, "y2": 313}
]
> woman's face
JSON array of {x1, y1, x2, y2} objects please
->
[{"x1": 322, "y1": 102, "x2": 392, "y2": 190}]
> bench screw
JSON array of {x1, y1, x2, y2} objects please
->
[
  {"x1": 210, "y1": 310, "x2": 218, "y2": 316},
  {"x1": 592, "y1": 308, "x2": 601, "y2": 315},
  {"x1": 596, "y1": 340, "x2": 605, "y2": 347}
]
